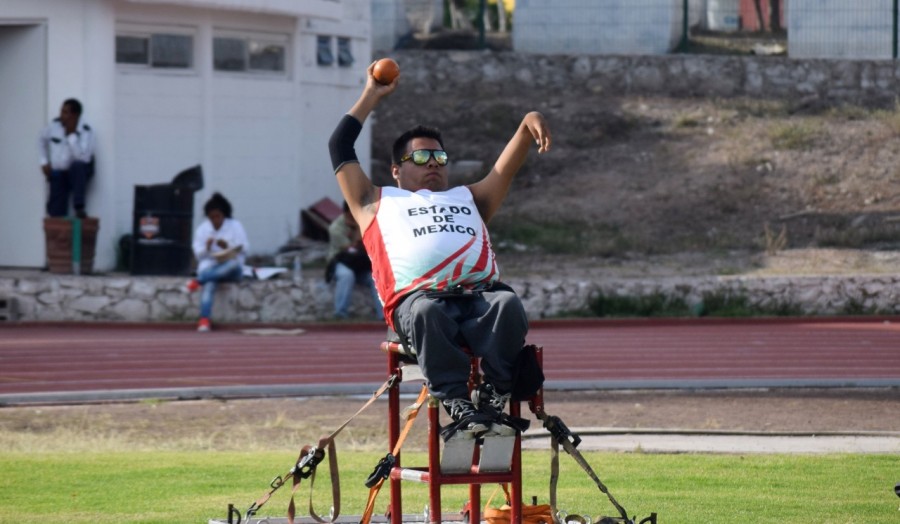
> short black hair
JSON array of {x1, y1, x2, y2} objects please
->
[
  {"x1": 204, "y1": 192, "x2": 233, "y2": 218},
  {"x1": 63, "y1": 98, "x2": 82, "y2": 115},
  {"x1": 391, "y1": 125, "x2": 445, "y2": 164}
]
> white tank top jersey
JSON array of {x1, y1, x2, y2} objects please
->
[{"x1": 363, "y1": 185, "x2": 500, "y2": 327}]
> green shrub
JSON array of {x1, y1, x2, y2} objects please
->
[
  {"x1": 769, "y1": 122, "x2": 820, "y2": 150},
  {"x1": 588, "y1": 292, "x2": 691, "y2": 317},
  {"x1": 583, "y1": 290, "x2": 805, "y2": 319},
  {"x1": 840, "y1": 297, "x2": 881, "y2": 316},
  {"x1": 697, "y1": 290, "x2": 804, "y2": 317}
]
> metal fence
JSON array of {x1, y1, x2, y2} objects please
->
[{"x1": 374, "y1": 0, "x2": 900, "y2": 60}]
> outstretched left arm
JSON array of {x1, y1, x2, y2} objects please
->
[{"x1": 468, "y1": 111, "x2": 551, "y2": 222}]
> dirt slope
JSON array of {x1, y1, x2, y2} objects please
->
[{"x1": 372, "y1": 91, "x2": 900, "y2": 276}]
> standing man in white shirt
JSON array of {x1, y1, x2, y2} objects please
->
[{"x1": 38, "y1": 98, "x2": 95, "y2": 218}]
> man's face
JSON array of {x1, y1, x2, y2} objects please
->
[
  {"x1": 59, "y1": 103, "x2": 78, "y2": 130},
  {"x1": 392, "y1": 137, "x2": 448, "y2": 192}
]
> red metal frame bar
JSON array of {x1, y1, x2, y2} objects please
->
[{"x1": 386, "y1": 346, "x2": 544, "y2": 524}]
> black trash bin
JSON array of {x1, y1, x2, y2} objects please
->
[{"x1": 131, "y1": 165, "x2": 204, "y2": 276}]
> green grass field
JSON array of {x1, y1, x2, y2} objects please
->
[{"x1": 1, "y1": 450, "x2": 897, "y2": 523}]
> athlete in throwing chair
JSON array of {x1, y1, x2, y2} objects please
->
[{"x1": 328, "y1": 62, "x2": 551, "y2": 438}]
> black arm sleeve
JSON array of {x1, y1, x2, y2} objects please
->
[{"x1": 328, "y1": 114, "x2": 363, "y2": 173}]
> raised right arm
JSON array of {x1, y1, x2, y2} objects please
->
[{"x1": 328, "y1": 62, "x2": 399, "y2": 232}]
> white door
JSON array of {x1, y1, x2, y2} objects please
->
[{"x1": 0, "y1": 24, "x2": 47, "y2": 268}]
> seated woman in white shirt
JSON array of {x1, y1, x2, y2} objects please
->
[{"x1": 185, "y1": 192, "x2": 249, "y2": 332}]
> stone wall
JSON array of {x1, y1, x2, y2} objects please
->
[
  {"x1": 507, "y1": 274, "x2": 900, "y2": 319},
  {"x1": 389, "y1": 50, "x2": 900, "y2": 106},
  {"x1": 0, "y1": 273, "x2": 379, "y2": 324},
  {"x1": 1, "y1": 272, "x2": 897, "y2": 324}
]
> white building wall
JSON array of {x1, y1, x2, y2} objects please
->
[
  {"x1": 0, "y1": 0, "x2": 370, "y2": 270},
  {"x1": 789, "y1": 0, "x2": 894, "y2": 59},
  {"x1": 372, "y1": 0, "x2": 409, "y2": 52},
  {"x1": 295, "y1": 10, "x2": 372, "y2": 234},
  {"x1": 83, "y1": 1, "x2": 119, "y2": 271},
  {"x1": 113, "y1": 4, "x2": 299, "y2": 259},
  {"x1": 113, "y1": 2, "x2": 370, "y2": 261},
  {"x1": 513, "y1": 0, "x2": 684, "y2": 55},
  {"x1": 371, "y1": 0, "x2": 445, "y2": 52},
  {"x1": 0, "y1": 25, "x2": 47, "y2": 268},
  {"x1": 126, "y1": 0, "x2": 343, "y2": 19},
  {"x1": 0, "y1": 0, "x2": 119, "y2": 269}
]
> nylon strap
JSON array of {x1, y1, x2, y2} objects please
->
[
  {"x1": 247, "y1": 374, "x2": 398, "y2": 521},
  {"x1": 360, "y1": 385, "x2": 429, "y2": 524},
  {"x1": 485, "y1": 483, "x2": 554, "y2": 524},
  {"x1": 287, "y1": 445, "x2": 317, "y2": 524},
  {"x1": 326, "y1": 375, "x2": 397, "y2": 441},
  {"x1": 287, "y1": 439, "x2": 340, "y2": 524},
  {"x1": 308, "y1": 439, "x2": 340, "y2": 523},
  {"x1": 360, "y1": 477, "x2": 386, "y2": 524},
  {"x1": 549, "y1": 438, "x2": 559, "y2": 522},
  {"x1": 539, "y1": 412, "x2": 630, "y2": 522}
]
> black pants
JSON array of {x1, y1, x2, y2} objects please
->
[
  {"x1": 393, "y1": 285, "x2": 528, "y2": 400},
  {"x1": 47, "y1": 161, "x2": 90, "y2": 217}
]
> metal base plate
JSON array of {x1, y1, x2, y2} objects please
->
[
  {"x1": 478, "y1": 435, "x2": 515, "y2": 472},
  {"x1": 441, "y1": 432, "x2": 476, "y2": 473},
  {"x1": 440, "y1": 432, "x2": 515, "y2": 474}
]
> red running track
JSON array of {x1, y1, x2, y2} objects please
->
[{"x1": 0, "y1": 318, "x2": 898, "y2": 403}]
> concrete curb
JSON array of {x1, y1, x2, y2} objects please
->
[
  {"x1": 522, "y1": 428, "x2": 900, "y2": 454},
  {"x1": 3, "y1": 378, "x2": 900, "y2": 406}
]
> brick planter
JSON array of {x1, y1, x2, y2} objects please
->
[{"x1": 43, "y1": 217, "x2": 100, "y2": 275}]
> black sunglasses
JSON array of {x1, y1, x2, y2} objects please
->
[{"x1": 400, "y1": 149, "x2": 449, "y2": 166}]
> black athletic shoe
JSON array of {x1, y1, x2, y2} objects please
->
[
  {"x1": 442, "y1": 397, "x2": 491, "y2": 435},
  {"x1": 472, "y1": 382, "x2": 530, "y2": 435},
  {"x1": 471, "y1": 382, "x2": 510, "y2": 419}
]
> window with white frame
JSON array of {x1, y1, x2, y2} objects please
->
[
  {"x1": 116, "y1": 25, "x2": 195, "y2": 69},
  {"x1": 214, "y1": 30, "x2": 289, "y2": 74},
  {"x1": 337, "y1": 37, "x2": 353, "y2": 67},
  {"x1": 115, "y1": 35, "x2": 149, "y2": 65},
  {"x1": 316, "y1": 35, "x2": 334, "y2": 66},
  {"x1": 316, "y1": 35, "x2": 354, "y2": 68},
  {"x1": 152, "y1": 34, "x2": 193, "y2": 68},
  {"x1": 213, "y1": 37, "x2": 245, "y2": 71}
]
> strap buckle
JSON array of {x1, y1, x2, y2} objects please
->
[
  {"x1": 291, "y1": 446, "x2": 325, "y2": 479},
  {"x1": 543, "y1": 415, "x2": 582, "y2": 448},
  {"x1": 364, "y1": 453, "x2": 395, "y2": 488}
]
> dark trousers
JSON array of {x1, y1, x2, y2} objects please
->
[
  {"x1": 393, "y1": 286, "x2": 528, "y2": 400},
  {"x1": 46, "y1": 161, "x2": 90, "y2": 217}
]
